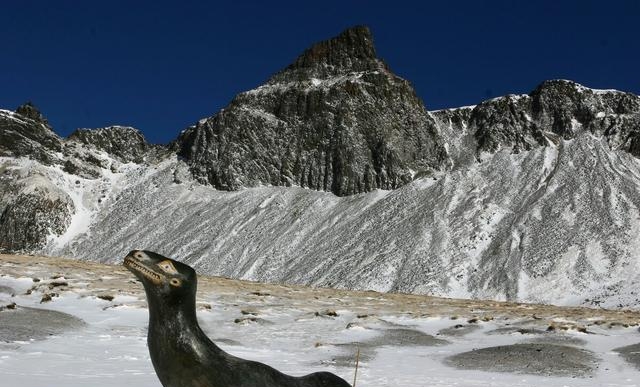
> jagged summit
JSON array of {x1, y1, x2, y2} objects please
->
[
  {"x1": 284, "y1": 26, "x2": 380, "y2": 74},
  {"x1": 68, "y1": 126, "x2": 153, "y2": 164},
  {"x1": 433, "y1": 79, "x2": 640, "y2": 158},
  {"x1": 15, "y1": 101, "x2": 53, "y2": 130},
  {"x1": 268, "y1": 26, "x2": 388, "y2": 84},
  {"x1": 0, "y1": 105, "x2": 62, "y2": 164}
]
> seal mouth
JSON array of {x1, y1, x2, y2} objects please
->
[{"x1": 124, "y1": 256, "x2": 163, "y2": 285}]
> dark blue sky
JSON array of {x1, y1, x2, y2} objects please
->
[{"x1": 1, "y1": 1, "x2": 638, "y2": 144}]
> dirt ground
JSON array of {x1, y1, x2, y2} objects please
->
[{"x1": 2, "y1": 253, "x2": 639, "y2": 330}]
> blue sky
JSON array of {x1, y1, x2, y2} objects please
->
[{"x1": 1, "y1": 1, "x2": 638, "y2": 144}]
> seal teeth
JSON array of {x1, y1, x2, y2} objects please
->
[{"x1": 124, "y1": 257, "x2": 163, "y2": 284}]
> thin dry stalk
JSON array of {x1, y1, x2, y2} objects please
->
[{"x1": 352, "y1": 346, "x2": 360, "y2": 387}]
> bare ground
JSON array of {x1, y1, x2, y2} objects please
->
[{"x1": 2, "y1": 253, "x2": 639, "y2": 330}]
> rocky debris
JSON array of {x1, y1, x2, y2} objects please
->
[
  {"x1": 445, "y1": 343, "x2": 598, "y2": 377},
  {"x1": 62, "y1": 158, "x2": 102, "y2": 179},
  {"x1": 338, "y1": 327, "x2": 448, "y2": 349},
  {"x1": 0, "y1": 302, "x2": 17, "y2": 311},
  {"x1": 97, "y1": 294, "x2": 114, "y2": 301},
  {"x1": 613, "y1": 343, "x2": 640, "y2": 370},
  {"x1": 0, "y1": 285, "x2": 16, "y2": 297},
  {"x1": 249, "y1": 291, "x2": 271, "y2": 297},
  {"x1": 437, "y1": 324, "x2": 481, "y2": 337},
  {"x1": 330, "y1": 327, "x2": 449, "y2": 368},
  {"x1": 175, "y1": 26, "x2": 448, "y2": 196},
  {"x1": 486, "y1": 326, "x2": 548, "y2": 335},
  {"x1": 40, "y1": 293, "x2": 57, "y2": 303},
  {"x1": 527, "y1": 334, "x2": 587, "y2": 346},
  {"x1": 315, "y1": 309, "x2": 339, "y2": 317},
  {"x1": 323, "y1": 345, "x2": 375, "y2": 368},
  {"x1": 363, "y1": 328, "x2": 449, "y2": 347},
  {"x1": 0, "y1": 304, "x2": 86, "y2": 342},
  {"x1": 233, "y1": 316, "x2": 273, "y2": 325},
  {"x1": 345, "y1": 317, "x2": 403, "y2": 330}
]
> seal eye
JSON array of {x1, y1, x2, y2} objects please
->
[
  {"x1": 158, "y1": 260, "x2": 178, "y2": 274},
  {"x1": 170, "y1": 278, "x2": 181, "y2": 287}
]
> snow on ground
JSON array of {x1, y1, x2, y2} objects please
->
[{"x1": 1, "y1": 254, "x2": 640, "y2": 387}]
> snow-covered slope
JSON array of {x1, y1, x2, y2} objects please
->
[{"x1": 32, "y1": 128, "x2": 639, "y2": 309}]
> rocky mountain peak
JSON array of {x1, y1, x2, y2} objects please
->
[
  {"x1": 0, "y1": 104, "x2": 61, "y2": 164},
  {"x1": 68, "y1": 126, "x2": 154, "y2": 164},
  {"x1": 273, "y1": 26, "x2": 383, "y2": 82},
  {"x1": 177, "y1": 26, "x2": 447, "y2": 196},
  {"x1": 446, "y1": 79, "x2": 640, "y2": 159},
  {"x1": 15, "y1": 102, "x2": 53, "y2": 130}
]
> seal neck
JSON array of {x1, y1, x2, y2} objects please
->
[{"x1": 146, "y1": 289, "x2": 200, "y2": 333}]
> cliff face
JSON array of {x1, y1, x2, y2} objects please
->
[
  {"x1": 0, "y1": 182, "x2": 73, "y2": 252},
  {"x1": 462, "y1": 80, "x2": 640, "y2": 157},
  {"x1": 176, "y1": 26, "x2": 448, "y2": 196}
]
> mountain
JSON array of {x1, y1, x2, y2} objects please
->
[
  {"x1": 1, "y1": 27, "x2": 640, "y2": 309},
  {"x1": 175, "y1": 26, "x2": 448, "y2": 196}
]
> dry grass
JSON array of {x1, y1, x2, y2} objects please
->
[{"x1": 2, "y1": 253, "x2": 639, "y2": 329}]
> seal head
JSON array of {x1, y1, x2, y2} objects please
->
[{"x1": 124, "y1": 249, "x2": 196, "y2": 306}]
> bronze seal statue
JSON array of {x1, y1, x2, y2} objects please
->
[{"x1": 124, "y1": 250, "x2": 351, "y2": 387}]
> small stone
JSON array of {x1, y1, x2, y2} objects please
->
[
  {"x1": 315, "y1": 309, "x2": 339, "y2": 318},
  {"x1": 0, "y1": 302, "x2": 17, "y2": 311},
  {"x1": 235, "y1": 317, "x2": 257, "y2": 324}
]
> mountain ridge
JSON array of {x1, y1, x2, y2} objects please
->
[{"x1": 1, "y1": 26, "x2": 640, "y2": 309}]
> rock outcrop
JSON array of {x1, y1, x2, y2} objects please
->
[
  {"x1": 463, "y1": 80, "x2": 640, "y2": 157},
  {"x1": 68, "y1": 126, "x2": 161, "y2": 164},
  {"x1": 0, "y1": 104, "x2": 62, "y2": 164},
  {"x1": 0, "y1": 181, "x2": 73, "y2": 253}
]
